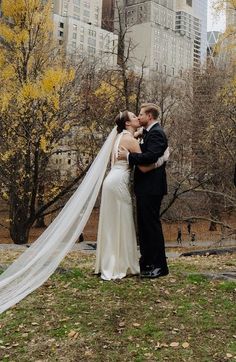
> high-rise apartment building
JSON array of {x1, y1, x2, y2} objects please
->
[
  {"x1": 53, "y1": 0, "x2": 118, "y2": 66},
  {"x1": 105, "y1": 0, "x2": 208, "y2": 77},
  {"x1": 116, "y1": 0, "x2": 193, "y2": 77},
  {"x1": 175, "y1": 0, "x2": 207, "y2": 66},
  {"x1": 192, "y1": 0, "x2": 207, "y2": 61}
]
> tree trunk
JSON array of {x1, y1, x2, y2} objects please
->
[
  {"x1": 9, "y1": 192, "x2": 31, "y2": 244},
  {"x1": 34, "y1": 184, "x2": 46, "y2": 228},
  {"x1": 9, "y1": 220, "x2": 30, "y2": 244},
  {"x1": 209, "y1": 221, "x2": 217, "y2": 231}
]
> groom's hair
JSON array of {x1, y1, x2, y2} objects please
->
[{"x1": 141, "y1": 103, "x2": 160, "y2": 120}]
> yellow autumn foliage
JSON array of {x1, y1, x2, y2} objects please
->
[
  {"x1": 39, "y1": 136, "x2": 47, "y2": 153},
  {"x1": 0, "y1": 93, "x2": 12, "y2": 112},
  {"x1": 1, "y1": 65, "x2": 15, "y2": 80},
  {"x1": 94, "y1": 81, "x2": 118, "y2": 104},
  {"x1": 20, "y1": 83, "x2": 41, "y2": 100},
  {"x1": 41, "y1": 68, "x2": 75, "y2": 93},
  {"x1": 0, "y1": 150, "x2": 14, "y2": 162}
]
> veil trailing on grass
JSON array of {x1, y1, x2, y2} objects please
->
[{"x1": 0, "y1": 127, "x2": 117, "y2": 314}]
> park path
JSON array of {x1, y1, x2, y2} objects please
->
[{"x1": 0, "y1": 240, "x2": 235, "y2": 260}]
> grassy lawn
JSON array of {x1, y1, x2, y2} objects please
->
[{"x1": 0, "y1": 251, "x2": 235, "y2": 362}]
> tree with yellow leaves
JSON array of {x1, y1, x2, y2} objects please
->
[{"x1": 0, "y1": 0, "x2": 87, "y2": 243}]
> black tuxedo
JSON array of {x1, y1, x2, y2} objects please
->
[
  {"x1": 129, "y1": 123, "x2": 168, "y2": 195},
  {"x1": 128, "y1": 123, "x2": 168, "y2": 272}
]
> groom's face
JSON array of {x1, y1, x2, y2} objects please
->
[{"x1": 138, "y1": 108, "x2": 149, "y2": 127}]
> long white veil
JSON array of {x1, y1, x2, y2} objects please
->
[{"x1": 0, "y1": 127, "x2": 117, "y2": 314}]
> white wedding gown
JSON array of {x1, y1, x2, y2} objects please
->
[{"x1": 95, "y1": 131, "x2": 140, "y2": 280}]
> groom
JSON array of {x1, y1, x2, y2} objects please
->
[{"x1": 118, "y1": 103, "x2": 169, "y2": 278}]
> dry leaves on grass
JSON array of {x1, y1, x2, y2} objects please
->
[{"x1": 68, "y1": 330, "x2": 79, "y2": 339}]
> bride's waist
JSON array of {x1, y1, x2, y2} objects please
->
[{"x1": 112, "y1": 161, "x2": 130, "y2": 170}]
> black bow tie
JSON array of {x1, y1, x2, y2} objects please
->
[{"x1": 143, "y1": 129, "x2": 148, "y2": 136}]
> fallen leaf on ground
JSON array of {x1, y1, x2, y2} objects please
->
[
  {"x1": 68, "y1": 330, "x2": 79, "y2": 339},
  {"x1": 119, "y1": 322, "x2": 125, "y2": 327},
  {"x1": 170, "y1": 342, "x2": 179, "y2": 347}
]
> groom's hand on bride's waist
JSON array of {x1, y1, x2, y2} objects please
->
[{"x1": 117, "y1": 146, "x2": 129, "y2": 161}]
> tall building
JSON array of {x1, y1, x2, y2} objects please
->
[
  {"x1": 175, "y1": 0, "x2": 208, "y2": 64},
  {"x1": 115, "y1": 0, "x2": 193, "y2": 77},
  {"x1": 105, "y1": 0, "x2": 208, "y2": 77},
  {"x1": 53, "y1": 0, "x2": 118, "y2": 67}
]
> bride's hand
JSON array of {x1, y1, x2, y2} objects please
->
[
  {"x1": 117, "y1": 146, "x2": 129, "y2": 160},
  {"x1": 134, "y1": 127, "x2": 143, "y2": 139}
]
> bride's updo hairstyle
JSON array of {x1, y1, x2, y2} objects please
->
[{"x1": 115, "y1": 110, "x2": 129, "y2": 133}]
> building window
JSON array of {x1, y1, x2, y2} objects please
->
[
  {"x1": 186, "y1": 0, "x2": 192, "y2": 6},
  {"x1": 73, "y1": 0, "x2": 80, "y2": 4},
  {"x1": 84, "y1": 1, "x2": 90, "y2": 8},
  {"x1": 72, "y1": 33, "x2": 77, "y2": 39},
  {"x1": 163, "y1": 64, "x2": 167, "y2": 73},
  {"x1": 83, "y1": 9, "x2": 90, "y2": 17},
  {"x1": 73, "y1": 24, "x2": 77, "y2": 31},
  {"x1": 88, "y1": 37, "x2": 96, "y2": 46},
  {"x1": 88, "y1": 46, "x2": 95, "y2": 54},
  {"x1": 74, "y1": 6, "x2": 80, "y2": 13},
  {"x1": 59, "y1": 22, "x2": 64, "y2": 28}
]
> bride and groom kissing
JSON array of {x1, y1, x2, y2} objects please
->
[
  {"x1": 0, "y1": 102, "x2": 169, "y2": 313},
  {"x1": 95, "y1": 103, "x2": 169, "y2": 280}
]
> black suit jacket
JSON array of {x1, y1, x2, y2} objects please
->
[{"x1": 129, "y1": 123, "x2": 168, "y2": 196}]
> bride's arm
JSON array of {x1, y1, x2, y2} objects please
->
[
  {"x1": 127, "y1": 139, "x2": 157, "y2": 173},
  {"x1": 128, "y1": 139, "x2": 169, "y2": 173}
]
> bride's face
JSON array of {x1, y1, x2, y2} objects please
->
[{"x1": 128, "y1": 112, "x2": 140, "y2": 130}]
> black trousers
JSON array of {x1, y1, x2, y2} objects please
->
[{"x1": 136, "y1": 194, "x2": 168, "y2": 271}]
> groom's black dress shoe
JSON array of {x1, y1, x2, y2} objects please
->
[{"x1": 140, "y1": 267, "x2": 169, "y2": 279}]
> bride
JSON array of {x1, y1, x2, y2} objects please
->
[{"x1": 95, "y1": 111, "x2": 168, "y2": 280}]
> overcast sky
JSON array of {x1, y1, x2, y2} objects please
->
[{"x1": 207, "y1": 0, "x2": 226, "y2": 32}]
